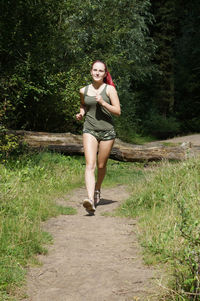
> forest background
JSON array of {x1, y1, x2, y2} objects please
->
[{"x1": 0, "y1": 0, "x2": 200, "y2": 145}]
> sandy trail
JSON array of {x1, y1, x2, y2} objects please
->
[
  {"x1": 24, "y1": 185, "x2": 159, "y2": 301},
  {"x1": 147, "y1": 134, "x2": 200, "y2": 147},
  {"x1": 162, "y1": 134, "x2": 200, "y2": 146}
]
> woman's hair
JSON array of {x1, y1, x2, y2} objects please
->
[{"x1": 91, "y1": 60, "x2": 116, "y2": 88}]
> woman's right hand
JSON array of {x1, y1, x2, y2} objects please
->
[{"x1": 76, "y1": 113, "x2": 83, "y2": 120}]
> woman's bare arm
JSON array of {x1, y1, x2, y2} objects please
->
[
  {"x1": 96, "y1": 85, "x2": 121, "y2": 116},
  {"x1": 76, "y1": 88, "x2": 86, "y2": 120}
]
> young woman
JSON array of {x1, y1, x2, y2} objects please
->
[{"x1": 76, "y1": 60, "x2": 121, "y2": 214}]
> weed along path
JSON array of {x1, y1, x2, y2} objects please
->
[{"x1": 24, "y1": 185, "x2": 159, "y2": 301}]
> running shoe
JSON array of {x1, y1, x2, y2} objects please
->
[
  {"x1": 94, "y1": 190, "x2": 101, "y2": 207},
  {"x1": 83, "y1": 199, "x2": 96, "y2": 214}
]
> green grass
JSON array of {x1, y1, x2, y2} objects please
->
[
  {"x1": 118, "y1": 131, "x2": 156, "y2": 145},
  {"x1": 104, "y1": 160, "x2": 145, "y2": 187},
  {"x1": 162, "y1": 142, "x2": 181, "y2": 147},
  {"x1": 0, "y1": 151, "x2": 85, "y2": 300},
  {"x1": 131, "y1": 134, "x2": 156, "y2": 145},
  {"x1": 2, "y1": 149, "x2": 199, "y2": 300},
  {"x1": 117, "y1": 157, "x2": 200, "y2": 300}
]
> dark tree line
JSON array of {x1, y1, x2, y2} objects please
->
[{"x1": 0, "y1": 0, "x2": 200, "y2": 142}]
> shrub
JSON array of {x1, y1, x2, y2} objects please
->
[
  {"x1": 0, "y1": 126, "x2": 22, "y2": 161},
  {"x1": 143, "y1": 113, "x2": 180, "y2": 139}
]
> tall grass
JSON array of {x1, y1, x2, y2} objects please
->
[
  {"x1": 117, "y1": 157, "x2": 200, "y2": 300},
  {"x1": 104, "y1": 160, "x2": 145, "y2": 187},
  {"x1": 0, "y1": 151, "x2": 85, "y2": 300}
]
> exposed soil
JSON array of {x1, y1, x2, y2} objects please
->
[
  {"x1": 23, "y1": 186, "x2": 161, "y2": 301},
  {"x1": 162, "y1": 134, "x2": 200, "y2": 146},
  {"x1": 147, "y1": 134, "x2": 200, "y2": 147}
]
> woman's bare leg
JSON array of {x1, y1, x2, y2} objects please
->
[
  {"x1": 83, "y1": 133, "x2": 98, "y2": 201},
  {"x1": 95, "y1": 139, "x2": 115, "y2": 191}
]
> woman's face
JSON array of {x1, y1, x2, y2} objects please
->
[{"x1": 91, "y1": 62, "x2": 106, "y2": 83}]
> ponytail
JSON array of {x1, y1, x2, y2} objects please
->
[
  {"x1": 91, "y1": 60, "x2": 116, "y2": 88},
  {"x1": 104, "y1": 71, "x2": 115, "y2": 88}
]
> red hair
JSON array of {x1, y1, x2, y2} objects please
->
[{"x1": 91, "y1": 60, "x2": 116, "y2": 88}]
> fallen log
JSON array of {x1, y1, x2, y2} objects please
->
[{"x1": 10, "y1": 130, "x2": 195, "y2": 162}]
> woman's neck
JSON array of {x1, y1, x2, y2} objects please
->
[{"x1": 92, "y1": 81, "x2": 105, "y2": 90}]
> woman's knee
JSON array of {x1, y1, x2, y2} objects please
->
[
  {"x1": 86, "y1": 162, "x2": 96, "y2": 172},
  {"x1": 97, "y1": 162, "x2": 107, "y2": 170}
]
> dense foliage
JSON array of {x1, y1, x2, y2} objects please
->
[
  {"x1": 142, "y1": 0, "x2": 200, "y2": 137},
  {"x1": 174, "y1": 0, "x2": 200, "y2": 132},
  {"x1": 0, "y1": 0, "x2": 154, "y2": 141},
  {"x1": 0, "y1": 0, "x2": 199, "y2": 143}
]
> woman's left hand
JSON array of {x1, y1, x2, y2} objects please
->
[{"x1": 95, "y1": 92, "x2": 104, "y2": 106}]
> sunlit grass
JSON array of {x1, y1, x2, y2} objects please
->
[
  {"x1": 0, "y1": 151, "x2": 85, "y2": 300},
  {"x1": 104, "y1": 160, "x2": 145, "y2": 187},
  {"x1": 117, "y1": 157, "x2": 200, "y2": 300}
]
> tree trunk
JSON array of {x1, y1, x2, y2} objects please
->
[{"x1": 11, "y1": 130, "x2": 194, "y2": 162}]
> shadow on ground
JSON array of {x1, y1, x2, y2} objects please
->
[{"x1": 97, "y1": 198, "x2": 117, "y2": 206}]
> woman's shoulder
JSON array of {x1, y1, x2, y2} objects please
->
[
  {"x1": 106, "y1": 84, "x2": 116, "y2": 95},
  {"x1": 80, "y1": 84, "x2": 90, "y2": 94}
]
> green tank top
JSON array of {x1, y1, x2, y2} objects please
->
[{"x1": 83, "y1": 84, "x2": 114, "y2": 131}]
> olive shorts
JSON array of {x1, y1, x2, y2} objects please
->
[{"x1": 83, "y1": 128, "x2": 116, "y2": 141}]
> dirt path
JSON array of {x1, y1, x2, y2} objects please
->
[
  {"x1": 146, "y1": 134, "x2": 200, "y2": 147},
  {"x1": 24, "y1": 185, "x2": 160, "y2": 301},
  {"x1": 163, "y1": 134, "x2": 200, "y2": 146}
]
